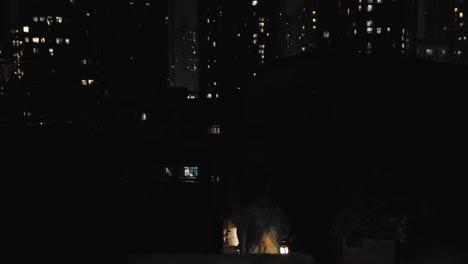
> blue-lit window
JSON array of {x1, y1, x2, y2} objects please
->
[{"x1": 184, "y1": 167, "x2": 198, "y2": 177}]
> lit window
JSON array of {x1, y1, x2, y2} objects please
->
[
  {"x1": 302, "y1": 25, "x2": 306, "y2": 30},
  {"x1": 47, "y1": 16, "x2": 53, "y2": 26},
  {"x1": 354, "y1": 29, "x2": 357, "y2": 35},
  {"x1": 367, "y1": 20, "x2": 373, "y2": 27},
  {"x1": 253, "y1": 72, "x2": 257, "y2": 77},
  {"x1": 367, "y1": 27, "x2": 373, "y2": 33},
  {"x1": 141, "y1": 113, "x2": 147, "y2": 121},
  {"x1": 56, "y1": 38, "x2": 63, "y2": 44},
  {"x1": 81, "y1": 80, "x2": 88, "y2": 86},
  {"x1": 146, "y1": 2, "x2": 150, "y2": 6},
  {"x1": 163, "y1": 167, "x2": 173, "y2": 177},
  {"x1": 212, "y1": 41, "x2": 216, "y2": 47},
  {"x1": 56, "y1": 17, "x2": 63, "y2": 23},
  {"x1": 377, "y1": 27, "x2": 382, "y2": 34},
  {"x1": 454, "y1": 7, "x2": 459, "y2": 12},
  {"x1": 49, "y1": 48, "x2": 54, "y2": 56},
  {"x1": 323, "y1": 31, "x2": 330, "y2": 38},
  {"x1": 313, "y1": 18, "x2": 317, "y2": 22},
  {"x1": 32, "y1": 37, "x2": 40, "y2": 43},
  {"x1": 65, "y1": 38, "x2": 70, "y2": 44},
  {"x1": 183, "y1": 167, "x2": 199, "y2": 178},
  {"x1": 460, "y1": 12, "x2": 464, "y2": 18},
  {"x1": 88, "y1": 79, "x2": 95, "y2": 85},
  {"x1": 253, "y1": 33, "x2": 258, "y2": 39},
  {"x1": 214, "y1": 82, "x2": 217, "y2": 86},
  {"x1": 302, "y1": 47, "x2": 306, "y2": 52},
  {"x1": 81, "y1": 59, "x2": 87, "y2": 65},
  {"x1": 252, "y1": 0, "x2": 258, "y2": 6},
  {"x1": 426, "y1": 49, "x2": 433, "y2": 55},
  {"x1": 387, "y1": 27, "x2": 391, "y2": 32},
  {"x1": 40, "y1": 17, "x2": 46, "y2": 22},
  {"x1": 377, "y1": 0, "x2": 382, "y2": 2},
  {"x1": 23, "y1": 26, "x2": 29, "y2": 33},
  {"x1": 25, "y1": 37, "x2": 30, "y2": 43},
  {"x1": 313, "y1": 25, "x2": 317, "y2": 29},
  {"x1": 358, "y1": 5, "x2": 362, "y2": 11},
  {"x1": 40, "y1": 37, "x2": 46, "y2": 43},
  {"x1": 207, "y1": 93, "x2": 212, "y2": 99},
  {"x1": 208, "y1": 125, "x2": 221, "y2": 135},
  {"x1": 237, "y1": 33, "x2": 241, "y2": 37},
  {"x1": 33, "y1": 17, "x2": 38, "y2": 22},
  {"x1": 312, "y1": 10, "x2": 316, "y2": 15},
  {"x1": 367, "y1": 43, "x2": 372, "y2": 49},
  {"x1": 33, "y1": 48, "x2": 39, "y2": 54},
  {"x1": 367, "y1": 5, "x2": 373, "y2": 12}
]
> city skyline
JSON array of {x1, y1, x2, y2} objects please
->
[{"x1": 0, "y1": 2, "x2": 467, "y2": 260}]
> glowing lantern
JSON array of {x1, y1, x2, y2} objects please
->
[{"x1": 279, "y1": 240, "x2": 289, "y2": 255}]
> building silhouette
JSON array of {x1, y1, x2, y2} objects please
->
[
  {"x1": 198, "y1": 0, "x2": 284, "y2": 100},
  {"x1": 172, "y1": 24, "x2": 199, "y2": 95}
]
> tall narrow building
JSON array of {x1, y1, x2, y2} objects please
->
[
  {"x1": 102, "y1": 0, "x2": 170, "y2": 123},
  {"x1": 450, "y1": 0, "x2": 467, "y2": 64},
  {"x1": 173, "y1": 24, "x2": 199, "y2": 95}
]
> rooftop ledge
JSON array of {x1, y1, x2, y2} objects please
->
[{"x1": 129, "y1": 253, "x2": 316, "y2": 264}]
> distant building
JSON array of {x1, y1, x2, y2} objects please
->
[
  {"x1": 102, "y1": 0, "x2": 170, "y2": 125},
  {"x1": 1, "y1": 0, "x2": 171, "y2": 126},
  {"x1": 334, "y1": 0, "x2": 414, "y2": 55},
  {"x1": 198, "y1": 0, "x2": 283, "y2": 100},
  {"x1": 198, "y1": 0, "x2": 239, "y2": 99},
  {"x1": 291, "y1": 2, "x2": 320, "y2": 55},
  {"x1": 449, "y1": 0, "x2": 467, "y2": 64},
  {"x1": 7, "y1": 0, "x2": 84, "y2": 124},
  {"x1": 413, "y1": 0, "x2": 450, "y2": 63},
  {"x1": 173, "y1": 25, "x2": 199, "y2": 94}
]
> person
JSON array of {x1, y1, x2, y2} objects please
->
[{"x1": 238, "y1": 180, "x2": 290, "y2": 254}]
